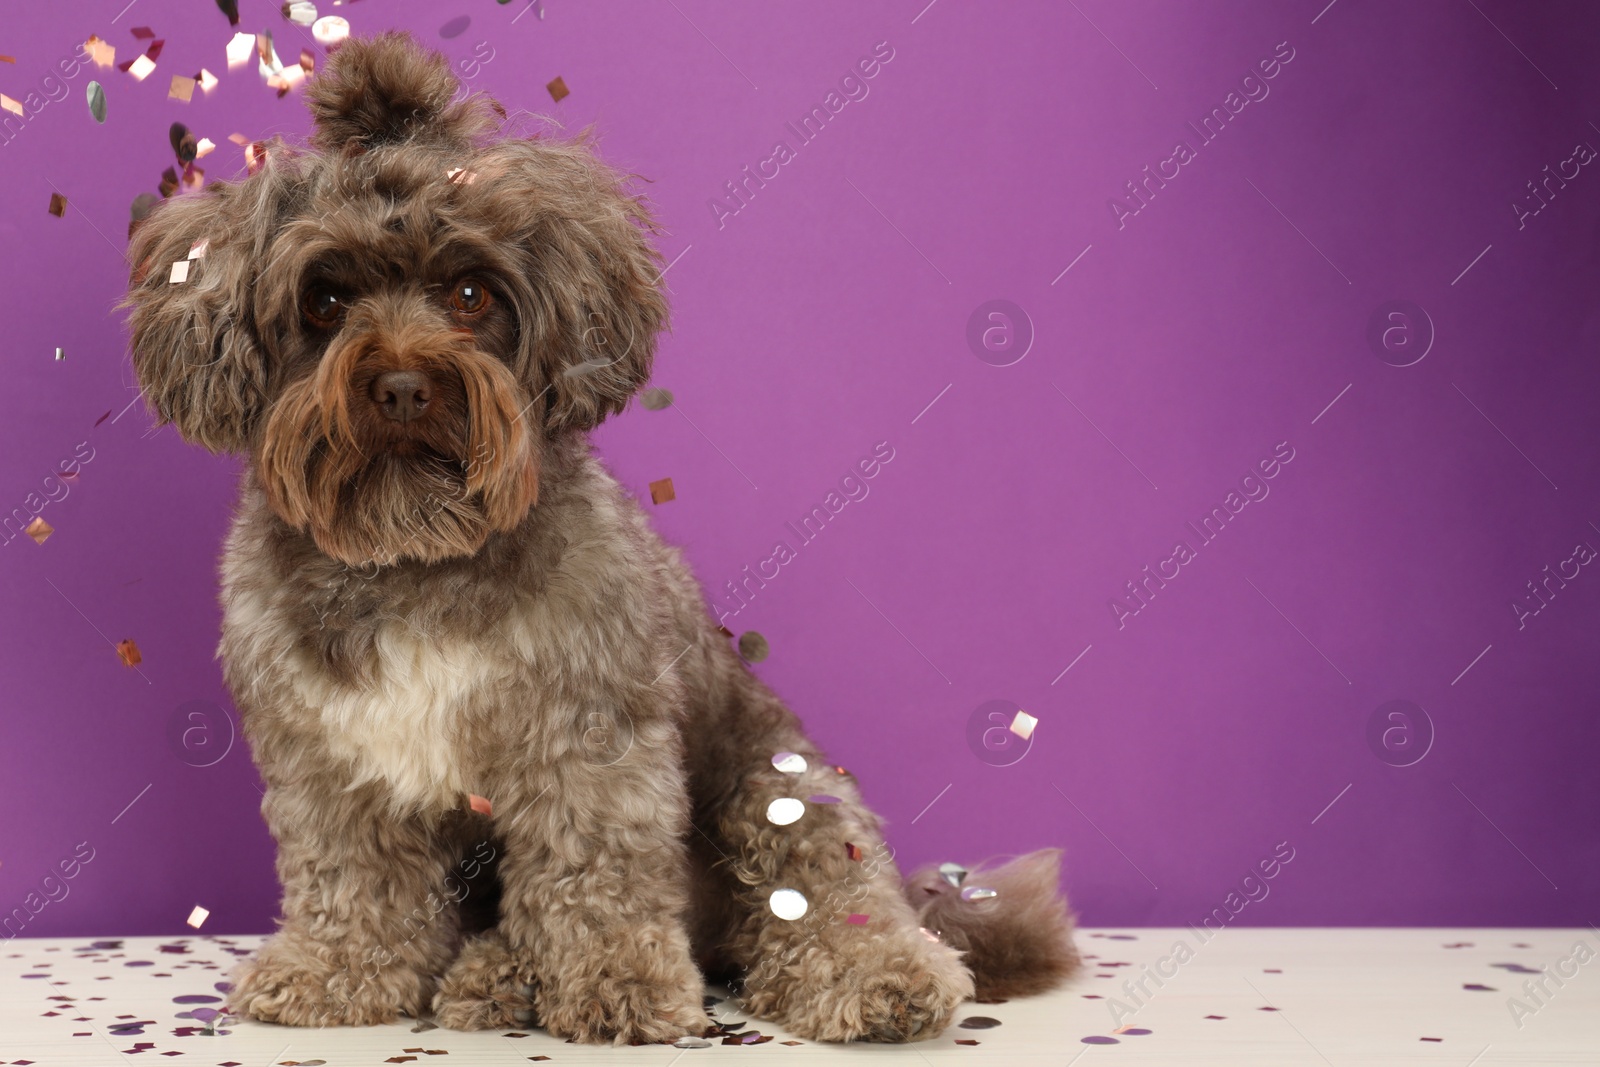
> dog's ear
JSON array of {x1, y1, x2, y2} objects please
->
[
  {"x1": 474, "y1": 136, "x2": 667, "y2": 435},
  {"x1": 124, "y1": 174, "x2": 285, "y2": 454},
  {"x1": 306, "y1": 31, "x2": 493, "y2": 151}
]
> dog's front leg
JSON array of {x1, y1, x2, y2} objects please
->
[
  {"x1": 482, "y1": 712, "x2": 710, "y2": 1045},
  {"x1": 229, "y1": 782, "x2": 461, "y2": 1026}
]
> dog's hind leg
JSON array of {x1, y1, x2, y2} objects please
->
[{"x1": 691, "y1": 685, "x2": 973, "y2": 1042}]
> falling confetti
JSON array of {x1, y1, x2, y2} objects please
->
[
  {"x1": 225, "y1": 32, "x2": 255, "y2": 69},
  {"x1": 48, "y1": 192, "x2": 67, "y2": 217},
  {"x1": 86, "y1": 81, "x2": 107, "y2": 123},
  {"x1": 216, "y1": 0, "x2": 240, "y2": 25},
  {"x1": 468, "y1": 794, "x2": 493, "y2": 816},
  {"x1": 282, "y1": 1, "x2": 318, "y2": 27},
  {"x1": 169, "y1": 75, "x2": 195, "y2": 102},
  {"x1": 54, "y1": 347, "x2": 65, "y2": 361},
  {"x1": 312, "y1": 16, "x2": 350, "y2": 47},
  {"x1": 772, "y1": 751, "x2": 807, "y2": 774},
  {"x1": 546, "y1": 75, "x2": 569, "y2": 102},
  {"x1": 649, "y1": 477, "x2": 675, "y2": 504},
  {"x1": 86, "y1": 35, "x2": 115, "y2": 67},
  {"x1": 673, "y1": 1037, "x2": 712, "y2": 1049},
  {"x1": 769, "y1": 888, "x2": 807, "y2": 920},
  {"x1": 939, "y1": 862, "x2": 968, "y2": 888},
  {"x1": 25, "y1": 517, "x2": 53, "y2": 544},
  {"x1": 197, "y1": 68, "x2": 219, "y2": 93},
  {"x1": 117, "y1": 639, "x2": 142, "y2": 667},
  {"x1": 185, "y1": 906, "x2": 209, "y2": 929},
  {"x1": 170, "y1": 122, "x2": 197, "y2": 163},
  {"x1": 640, "y1": 387, "x2": 673, "y2": 410},
  {"x1": 127, "y1": 54, "x2": 156, "y2": 81},
  {"x1": 1008, "y1": 709, "x2": 1037, "y2": 740},
  {"x1": 737, "y1": 630, "x2": 769, "y2": 662},
  {"x1": 440, "y1": 15, "x2": 471, "y2": 39},
  {"x1": 1, "y1": 93, "x2": 23, "y2": 116},
  {"x1": 766, "y1": 798, "x2": 804, "y2": 825}
]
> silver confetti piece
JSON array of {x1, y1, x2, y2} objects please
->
[
  {"x1": 86, "y1": 81, "x2": 106, "y2": 123},
  {"x1": 938, "y1": 861, "x2": 968, "y2": 888},
  {"x1": 960, "y1": 885, "x2": 997, "y2": 902},
  {"x1": 772, "y1": 751, "x2": 807, "y2": 774},
  {"x1": 766, "y1": 797, "x2": 805, "y2": 826},
  {"x1": 769, "y1": 888, "x2": 808, "y2": 921}
]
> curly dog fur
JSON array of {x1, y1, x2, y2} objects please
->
[{"x1": 122, "y1": 32, "x2": 1078, "y2": 1045}]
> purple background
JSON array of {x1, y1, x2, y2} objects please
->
[{"x1": 2, "y1": 0, "x2": 1597, "y2": 938}]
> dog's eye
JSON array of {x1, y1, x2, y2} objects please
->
[
  {"x1": 449, "y1": 279, "x2": 491, "y2": 317},
  {"x1": 303, "y1": 288, "x2": 347, "y2": 328}
]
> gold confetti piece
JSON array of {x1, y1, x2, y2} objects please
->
[
  {"x1": 86, "y1": 81, "x2": 107, "y2": 123},
  {"x1": 446, "y1": 167, "x2": 477, "y2": 184},
  {"x1": 188, "y1": 238, "x2": 208, "y2": 259},
  {"x1": 25, "y1": 517, "x2": 53, "y2": 544},
  {"x1": 116, "y1": 639, "x2": 142, "y2": 667},
  {"x1": 185, "y1": 906, "x2": 209, "y2": 929},
  {"x1": 649, "y1": 477, "x2": 675, "y2": 504},
  {"x1": 1, "y1": 93, "x2": 22, "y2": 116},
  {"x1": 1008, "y1": 709, "x2": 1037, "y2": 741},
  {"x1": 169, "y1": 260, "x2": 191, "y2": 284},
  {"x1": 128, "y1": 54, "x2": 156, "y2": 81},
  {"x1": 640, "y1": 387, "x2": 673, "y2": 410},
  {"x1": 168, "y1": 75, "x2": 195, "y2": 102},
  {"x1": 312, "y1": 15, "x2": 350, "y2": 47},
  {"x1": 738, "y1": 631, "x2": 769, "y2": 662},
  {"x1": 86, "y1": 36, "x2": 115, "y2": 68},
  {"x1": 194, "y1": 136, "x2": 215, "y2": 159},
  {"x1": 225, "y1": 31, "x2": 255, "y2": 69},
  {"x1": 227, "y1": 131, "x2": 249, "y2": 145},
  {"x1": 197, "y1": 68, "x2": 218, "y2": 92},
  {"x1": 48, "y1": 192, "x2": 67, "y2": 217},
  {"x1": 546, "y1": 75, "x2": 569, "y2": 102},
  {"x1": 468, "y1": 794, "x2": 492, "y2": 816},
  {"x1": 0, "y1": 55, "x2": 14, "y2": 64}
]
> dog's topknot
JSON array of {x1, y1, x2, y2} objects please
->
[{"x1": 306, "y1": 31, "x2": 493, "y2": 150}]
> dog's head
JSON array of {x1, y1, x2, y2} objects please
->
[{"x1": 123, "y1": 32, "x2": 665, "y2": 567}]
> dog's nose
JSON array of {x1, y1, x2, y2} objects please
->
[{"x1": 370, "y1": 370, "x2": 432, "y2": 423}]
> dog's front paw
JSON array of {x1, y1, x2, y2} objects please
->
[
  {"x1": 750, "y1": 924, "x2": 974, "y2": 1042},
  {"x1": 230, "y1": 933, "x2": 431, "y2": 1026},
  {"x1": 432, "y1": 932, "x2": 539, "y2": 1031},
  {"x1": 535, "y1": 937, "x2": 710, "y2": 1045}
]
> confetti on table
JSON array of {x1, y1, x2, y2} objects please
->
[
  {"x1": 737, "y1": 630, "x2": 768, "y2": 662},
  {"x1": 128, "y1": 54, "x2": 156, "y2": 81},
  {"x1": 1008, "y1": 708, "x2": 1037, "y2": 740},
  {"x1": 546, "y1": 76, "x2": 569, "y2": 102},
  {"x1": 185, "y1": 906, "x2": 209, "y2": 929},
  {"x1": 772, "y1": 751, "x2": 807, "y2": 774},
  {"x1": 116, "y1": 639, "x2": 142, "y2": 667},
  {"x1": 1421, "y1": 1037, "x2": 1442, "y2": 1042},
  {"x1": 1082, "y1": 1035, "x2": 1119, "y2": 1044},
  {"x1": 169, "y1": 260, "x2": 191, "y2": 284},
  {"x1": 25, "y1": 517, "x2": 54, "y2": 544},
  {"x1": 640, "y1": 387, "x2": 673, "y2": 410},
  {"x1": 959, "y1": 1017, "x2": 1001, "y2": 1029},
  {"x1": 1, "y1": 93, "x2": 23, "y2": 116},
  {"x1": 48, "y1": 192, "x2": 67, "y2": 217},
  {"x1": 1204, "y1": 1014, "x2": 1225, "y2": 1019},
  {"x1": 468, "y1": 794, "x2": 492, "y2": 816},
  {"x1": 312, "y1": 16, "x2": 350, "y2": 47},
  {"x1": 955, "y1": 1039, "x2": 980, "y2": 1045},
  {"x1": 86, "y1": 81, "x2": 107, "y2": 123},
  {"x1": 169, "y1": 75, "x2": 195, "y2": 102},
  {"x1": 1113, "y1": 1026, "x2": 1152, "y2": 1035},
  {"x1": 1463, "y1": 983, "x2": 1496, "y2": 991}
]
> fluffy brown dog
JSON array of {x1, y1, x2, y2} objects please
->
[{"x1": 123, "y1": 33, "x2": 1078, "y2": 1045}]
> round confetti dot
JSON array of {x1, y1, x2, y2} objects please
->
[
  {"x1": 958, "y1": 1017, "x2": 1002, "y2": 1029},
  {"x1": 772, "y1": 751, "x2": 807, "y2": 774},
  {"x1": 440, "y1": 15, "x2": 471, "y2": 38},
  {"x1": 1082, "y1": 1035, "x2": 1120, "y2": 1044},
  {"x1": 738, "y1": 631, "x2": 769, "y2": 662},
  {"x1": 769, "y1": 888, "x2": 808, "y2": 921},
  {"x1": 641, "y1": 387, "x2": 674, "y2": 410},
  {"x1": 766, "y1": 797, "x2": 805, "y2": 825},
  {"x1": 312, "y1": 15, "x2": 350, "y2": 46},
  {"x1": 1120, "y1": 1028, "x2": 1152, "y2": 1035}
]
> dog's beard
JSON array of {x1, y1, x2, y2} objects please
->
[{"x1": 257, "y1": 331, "x2": 540, "y2": 567}]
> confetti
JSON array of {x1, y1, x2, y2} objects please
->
[
  {"x1": 282, "y1": 1, "x2": 318, "y2": 27},
  {"x1": 86, "y1": 81, "x2": 107, "y2": 123},
  {"x1": 447, "y1": 167, "x2": 478, "y2": 185},
  {"x1": 197, "y1": 68, "x2": 219, "y2": 93},
  {"x1": 54, "y1": 347, "x2": 65, "y2": 361},
  {"x1": 649, "y1": 477, "x2": 675, "y2": 504},
  {"x1": 672, "y1": 1037, "x2": 711, "y2": 1049},
  {"x1": 737, "y1": 630, "x2": 768, "y2": 662},
  {"x1": 958, "y1": 1017, "x2": 1001, "y2": 1029},
  {"x1": 0, "y1": 54, "x2": 13, "y2": 63},
  {"x1": 939, "y1": 862, "x2": 968, "y2": 888},
  {"x1": 189, "y1": 238, "x2": 209, "y2": 259},
  {"x1": 772, "y1": 752, "x2": 807, "y2": 774},
  {"x1": 546, "y1": 76, "x2": 569, "y2": 102},
  {"x1": 845, "y1": 842, "x2": 863, "y2": 861},
  {"x1": 846, "y1": 913, "x2": 870, "y2": 925},
  {"x1": 185, "y1": 906, "x2": 209, "y2": 929},
  {"x1": 312, "y1": 16, "x2": 350, "y2": 47},
  {"x1": 921, "y1": 927, "x2": 941, "y2": 941},
  {"x1": 955, "y1": 1039, "x2": 980, "y2": 1045},
  {"x1": 640, "y1": 387, "x2": 673, "y2": 410},
  {"x1": 1463, "y1": 983, "x2": 1496, "y2": 991},
  {"x1": 25, "y1": 517, "x2": 53, "y2": 545},
  {"x1": 48, "y1": 192, "x2": 67, "y2": 217},
  {"x1": 1008, "y1": 709, "x2": 1037, "y2": 740},
  {"x1": 766, "y1": 798, "x2": 804, "y2": 825},
  {"x1": 127, "y1": 54, "x2": 156, "y2": 81},
  {"x1": 225, "y1": 32, "x2": 255, "y2": 69},
  {"x1": 131, "y1": 26, "x2": 155, "y2": 40},
  {"x1": 86, "y1": 35, "x2": 116, "y2": 67},
  {"x1": 468, "y1": 794, "x2": 492, "y2": 816},
  {"x1": 1, "y1": 93, "x2": 23, "y2": 116},
  {"x1": 169, "y1": 260, "x2": 191, "y2": 284},
  {"x1": 1420, "y1": 1037, "x2": 1442, "y2": 1042},
  {"x1": 195, "y1": 136, "x2": 216, "y2": 158},
  {"x1": 1082, "y1": 1035, "x2": 1119, "y2": 1044},
  {"x1": 170, "y1": 122, "x2": 197, "y2": 163},
  {"x1": 216, "y1": 0, "x2": 240, "y2": 25},
  {"x1": 769, "y1": 888, "x2": 808, "y2": 921},
  {"x1": 1113, "y1": 1026, "x2": 1152, "y2": 1035},
  {"x1": 169, "y1": 75, "x2": 195, "y2": 102},
  {"x1": 116, "y1": 639, "x2": 142, "y2": 667},
  {"x1": 1204, "y1": 1014, "x2": 1225, "y2": 1019},
  {"x1": 961, "y1": 885, "x2": 998, "y2": 902},
  {"x1": 441, "y1": 16, "x2": 472, "y2": 39}
]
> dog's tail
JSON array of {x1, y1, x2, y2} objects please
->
[{"x1": 902, "y1": 849, "x2": 1080, "y2": 999}]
